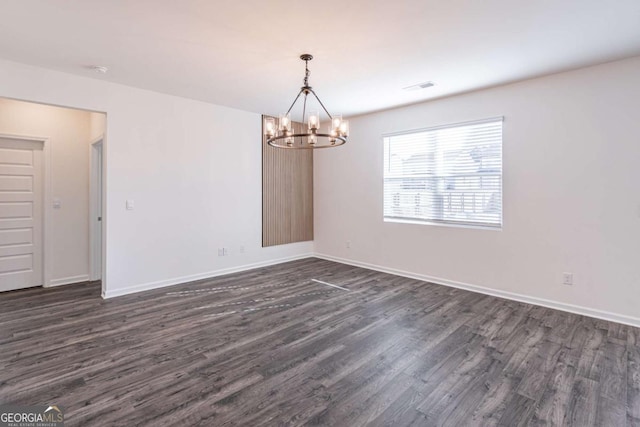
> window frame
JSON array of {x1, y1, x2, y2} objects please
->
[{"x1": 382, "y1": 117, "x2": 504, "y2": 231}]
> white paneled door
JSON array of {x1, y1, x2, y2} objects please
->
[{"x1": 0, "y1": 137, "x2": 43, "y2": 292}]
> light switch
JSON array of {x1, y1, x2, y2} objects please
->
[
  {"x1": 126, "y1": 200, "x2": 134, "y2": 210},
  {"x1": 53, "y1": 198, "x2": 61, "y2": 209}
]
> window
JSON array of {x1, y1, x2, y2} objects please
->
[{"x1": 383, "y1": 118, "x2": 503, "y2": 228}]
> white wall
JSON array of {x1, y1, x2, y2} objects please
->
[
  {"x1": 0, "y1": 59, "x2": 313, "y2": 298},
  {"x1": 89, "y1": 112, "x2": 106, "y2": 141},
  {"x1": 0, "y1": 98, "x2": 92, "y2": 286},
  {"x1": 3, "y1": 54, "x2": 638, "y2": 320},
  {"x1": 315, "y1": 56, "x2": 640, "y2": 324}
]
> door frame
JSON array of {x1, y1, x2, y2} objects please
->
[
  {"x1": 0, "y1": 133, "x2": 51, "y2": 287},
  {"x1": 89, "y1": 137, "x2": 103, "y2": 281}
]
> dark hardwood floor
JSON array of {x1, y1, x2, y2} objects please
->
[{"x1": 1, "y1": 258, "x2": 638, "y2": 426}]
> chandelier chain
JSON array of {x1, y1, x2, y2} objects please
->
[{"x1": 304, "y1": 59, "x2": 310, "y2": 88}]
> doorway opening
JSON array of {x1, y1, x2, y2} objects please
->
[{"x1": 0, "y1": 97, "x2": 106, "y2": 294}]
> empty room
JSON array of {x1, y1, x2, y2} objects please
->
[{"x1": 0, "y1": 1, "x2": 639, "y2": 426}]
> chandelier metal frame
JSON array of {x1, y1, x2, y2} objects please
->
[{"x1": 265, "y1": 54, "x2": 348, "y2": 149}]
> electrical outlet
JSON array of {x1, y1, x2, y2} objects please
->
[
  {"x1": 346, "y1": 241, "x2": 351, "y2": 249},
  {"x1": 562, "y1": 272, "x2": 573, "y2": 286}
]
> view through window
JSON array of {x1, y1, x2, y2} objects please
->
[{"x1": 383, "y1": 118, "x2": 503, "y2": 228}]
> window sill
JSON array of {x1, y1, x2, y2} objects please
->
[{"x1": 383, "y1": 217, "x2": 502, "y2": 231}]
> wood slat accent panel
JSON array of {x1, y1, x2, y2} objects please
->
[{"x1": 262, "y1": 115, "x2": 313, "y2": 247}]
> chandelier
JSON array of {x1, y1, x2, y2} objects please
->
[{"x1": 264, "y1": 54, "x2": 349, "y2": 149}]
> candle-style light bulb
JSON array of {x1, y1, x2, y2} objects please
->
[
  {"x1": 279, "y1": 113, "x2": 291, "y2": 132},
  {"x1": 332, "y1": 114, "x2": 342, "y2": 131},
  {"x1": 308, "y1": 111, "x2": 319, "y2": 131},
  {"x1": 339, "y1": 119, "x2": 349, "y2": 137},
  {"x1": 328, "y1": 125, "x2": 337, "y2": 144},
  {"x1": 265, "y1": 117, "x2": 276, "y2": 137}
]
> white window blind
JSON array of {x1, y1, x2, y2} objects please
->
[{"x1": 383, "y1": 118, "x2": 503, "y2": 228}]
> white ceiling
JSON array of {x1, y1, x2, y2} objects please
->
[{"x1": 0, "y1": 0, "x2": 639, "y2": 118}]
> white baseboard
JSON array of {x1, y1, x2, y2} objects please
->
[
  {"x1": 47, "y1": 274, "x2": 91, "y2": 287},
  {"x1": 313, "y1": 253, "x2": 640, "y2": 328},
  {"x1": 102, "y1": 253, "x2": 314, "y2": 299},
  {"x1": 98, "y1": 249, "x2": 640, "y2": 328}
]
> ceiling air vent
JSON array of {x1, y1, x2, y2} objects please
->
[{"x1": 403, "y1": 81, "x2": 435, "y2": 91}]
